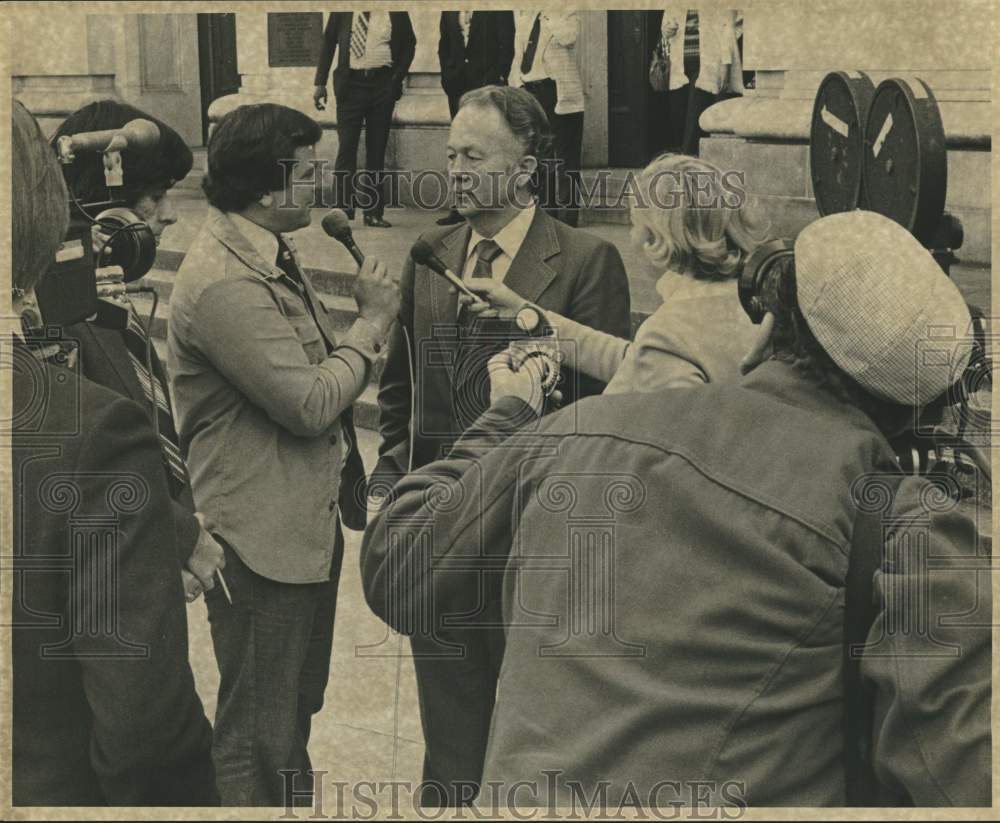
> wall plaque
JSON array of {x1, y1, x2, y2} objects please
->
[{"x1": 267, "y1": 12, "x2": 323, "y2": 68}]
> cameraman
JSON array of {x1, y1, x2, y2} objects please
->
[
  {"x1": 11, "y1": 100, "x2": 217, "y2": 806},
  {"x1": 361, "y1": 210, "x2": 989, "y2": 806},
  {"x1": 167, "y1": 103, "x2": 399, "y2": 806},
  {"x1": 51, "y1": 99, "x2": 223, "y2": 601}
]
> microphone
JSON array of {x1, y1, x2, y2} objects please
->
[
  {"x1": 410, "y1": 239, "x2": 479, "y2": 300},
  {"x1": 55, "y1": 119, "x2": 161, "y2": 163},
  {"x1": 321, "y1": 209, "x2": 364, "y2": 266}
]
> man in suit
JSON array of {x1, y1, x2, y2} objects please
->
[
  {"x1": 313, "y1": 11, "x2": 416, "y2": 228},
  {"x1": 168, "y1": 103, "x2": 400, "y2": 806},
  {"x1": 436, "y1": 10, "x2": 516, "y2": 225},
  {"x1": 11, "y1": 98, "x2": 217, "y2": 807},
  {"x1": 50, "y1": 100, "x2": 225, "y2": 603},
  {"x1": 512, "y1": 11, "x2": 585, "y2": 227},
  {"x1": 372, "y1": 85, "x2": 630, "y2": 805}
]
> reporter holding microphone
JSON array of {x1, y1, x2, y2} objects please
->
[{"x1": 166, "y1": 103, "x2": 400, "y2": 806}]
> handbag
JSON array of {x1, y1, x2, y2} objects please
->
[{"x1": 648, "y1": 35, "x2": 670, "y2": 93}]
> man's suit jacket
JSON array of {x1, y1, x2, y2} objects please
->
[
  {"x1": 11, "y1": 345, "x2": 217, "y2": 806},
  {"x1": 64, "y1": 318, "x2": 200, "y2": 566},
  {"x1": 375, "y1": 207, "x2": 631, "y2": 484},
  {"x1": 314, "y1": 11, "x2": 417, "y2": 100},
  {"x1": 438, "y1": 11, "x2": 515, "y2": 98}
]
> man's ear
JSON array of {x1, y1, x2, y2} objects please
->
[
  {"x1": 739, "y1": 312, "x2": 776, "y2": 375},
  {"x1": 258, "y1": 193, "x2": 274, "y2": 208}
]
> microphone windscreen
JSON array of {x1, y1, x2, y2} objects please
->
[
  {"x1": 120, "y1": 119, "x2": 161, "y2": 149},
  {"x1": 322, "y1": 209, "x2": 354, "y2": 241},
  {"x1": 410, "y1": 239, "x2": 436, "y2": 268}
]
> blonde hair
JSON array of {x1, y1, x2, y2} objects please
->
[
  {"x1": 12, "y1": 100, "x2": 69, "y2": 293},
  {"x1": 628, "y1": 153, "x2": 769, "y2": 281}
]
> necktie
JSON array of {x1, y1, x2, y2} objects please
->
[
  {"x1": 351, "y1": 11, "x2": 370, "y2": 60},
  {"x1": 276, "y1": 237, "x2": 303, "y2": 286},
  {"x1": 470, "y1": 238, "x2": 503, "y2": 280},
  {"x1": 520, "y1": 13, "x2": 541, "y2": 75},
  {"x1": 277, "y1": 238, "x2": 334, "y2": 356},
  {"x1": 122, "y1": 309, "x2": 189, "y2": 497}
]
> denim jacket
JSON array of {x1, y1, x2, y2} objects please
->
[{"x1": 168, "y1": 207, "x2": 383, "y2": 583}]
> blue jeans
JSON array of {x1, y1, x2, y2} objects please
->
[{"x1": 205, "y1": 527, "x2": 344, "y2": 807}]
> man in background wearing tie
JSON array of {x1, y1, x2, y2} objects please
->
[
  {"x1": 436, "y1": 10, "x2": 516, "y2": 225},
  {"x1": 313, "y1": 10, "x2": 416, "y2": 228},
  {"x1": 373, "y1": 85, "x2": 630, "y2": 806},
  {"x1": 168, "y1": 103, "x2": 400, "y2": 806},
  {"x1": 513, "y1": 11, "x2": 585, "y2": 227}
]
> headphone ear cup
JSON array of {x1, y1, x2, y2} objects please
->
[
  {"x1": 739, "y1": 239, "x2": 795, "y2": 323},
  {"x1": 94, "y1": 207, "x2": 157, "y2": 283}
]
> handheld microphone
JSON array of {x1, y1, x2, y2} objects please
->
[
  {"x1": 55, "y1": 119, "x2": 161, "y2": 164},
  {"x1": 410, "y1": 239, "x2": 479, "y2": 300},
  {"x1": 321, "y1": 209, "x2": 365, "y2": 266}
]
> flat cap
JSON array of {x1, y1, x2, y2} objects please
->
[{"x1": 794, "y1": 210, "x2": 972, "y2": 406}]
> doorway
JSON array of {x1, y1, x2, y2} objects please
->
[
  {"x1": 197, "y1": 13, "x2": 241, "y2": 144},
  {"x1": 607, "y1": 11, "x2": 668, "y2": 167}
]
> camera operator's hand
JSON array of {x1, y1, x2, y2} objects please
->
[
  {"x1": 313, "y1": 85, "x2": 328, "y2": 111},
  {"x1": 182, "y1": 569, "x2": 203, "y2": 603},
  {"x1": 354, "y1": 258, "x2": 400, "y2": 335},
  {"x1": 455, "y1": 280, "x2": 527, "y2": 316},
  {"x1": 488, "y1": 346, "x2": 548, "y2": 417},
  {"x1": 186, "y1": 525, "x2": 225, "y2": 594}
]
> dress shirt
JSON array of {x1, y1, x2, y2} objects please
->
[
  {"x1": 459, "y1": 11, "x2": 473, "y2": 46},
  {"x1": 461, "y1": 204, "x2": 537, "y2": 283},
  {"x1": 350, "y1": 11, "x2": 393, "y2": 70}
]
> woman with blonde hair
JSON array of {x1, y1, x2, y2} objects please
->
[{"x1": 462, "y1": 152, "x2": 770, "y2": 394}]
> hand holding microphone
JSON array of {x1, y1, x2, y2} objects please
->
[{"x1": 322, "y1": 209, "x2": 400, "y2": 334}]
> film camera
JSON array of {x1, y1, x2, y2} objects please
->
[
  {"x1": 32, "y1": 118, "x2": 161, "y2": 332},
  {"x1": 738, "y1": 72, "x2": 991, "y2": 480}
]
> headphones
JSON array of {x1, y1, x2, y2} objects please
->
[
  {"x1": 91, "y1": 206, "x2": 158, "y2": 283},
  {"x1": 738, "y1": 238, "x2": 795, "y2": 324}
]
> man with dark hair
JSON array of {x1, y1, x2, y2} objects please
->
[
  {"x1": 373, "y1": 83, "x2": 630, "y2": 806},
  {"x1": 51, "y1": 99, "x2": 224, "y2": 604},
  {"x1": 436, "y1": 10, "x2": 516, "y2": 226},
  {"x1": 363, "y1": 210, "x2": 990, "y2": 807},
  {"x1": 313, "y1": 10, "x2": 416, "y2": 228},
  {"x1": 167, "y1": 102, "x2": 400, "y2": 806}
]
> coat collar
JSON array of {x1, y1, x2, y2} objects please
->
[
  {"x1": 501, "y1": 206, "x2": 560, "y2": 304},
  {"x1": 206, "y1": 206, "x2": 287, "y2": 282}
]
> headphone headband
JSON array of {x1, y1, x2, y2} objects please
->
[{"x1": 738, "y1": 238, "x2": 795, "y2": 324}]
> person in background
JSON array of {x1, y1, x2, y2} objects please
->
[
  {"x1": 661, "y1": 8, "x2": 744, "y2": 155},
  {"x1": 362, "y1": 209, "x2": 989, "y2": 807},
  {"x1": 313, "y1": 10, "x2": 416, "y2": 228},
  {"x1": 512, "y1": 10, "x2": 584, "y2": 227},
  {"x1": 167, "y1": 103, "x2": 400, "y2": 806},
  {"x1": 11, "y1": 98, "x2": 218, "y2": 808},
  {"x1": 51, "y1": 99, "x2": 224, "y2": 603},
  {"x1": 463, "y1": 153, "x2": 768, "y2": 394},
  {"x1": 436, "y1": 10, "x2": 516, "y2": 226}
]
